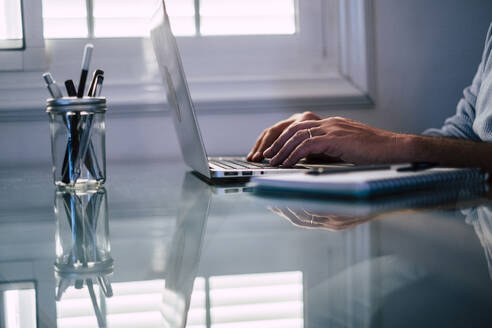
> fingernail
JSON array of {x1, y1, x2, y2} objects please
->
[{"x1": 253, "y1": 152, "x2": 261, "y2": 161}]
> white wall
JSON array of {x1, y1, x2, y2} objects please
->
[{"x1": 1, "y1": 0, "x2": 491, "y2": 166}]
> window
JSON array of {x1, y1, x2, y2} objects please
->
[
  {"x1": 42, "y1": 0, "x2": 195, "y2": 38},
  {"x1": 38, "y1": 0, "x2": 337, "y2": 106},
  {"x1": 0, "y1": 0, "x2": 373, "y2": 115},
  {"x1": 42, "y1": 0, "x2": 88, "y2": 39},
  {"x1": 42, "y1": 0, "x2": 296, "y2": 38},
  {"x1": 200, "y1": 0, "x2": 296, "y2": 36},
  {"x1": 92, "y1": 0, "x2": 196, "y2": 37},
  {"x1": 0, "y1": 0, "x2": 24, "y2": 49},
  {"x1": 0, "y1": 0, "x2": 45, "y2": 71}
]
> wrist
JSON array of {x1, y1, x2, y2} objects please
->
[{"x1": 394, "y1": 133, "x2": 421, "y2": 163}]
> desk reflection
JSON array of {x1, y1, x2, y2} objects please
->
[
  {"x1": 45, "y1": 169, "x2": 492, "y2": 328},
  {"x1": 464, "y1": 205, "x2": 492, "y2": 279},
  {"x1": 264, "y1": 186, "x2": 487, "y2": 232},
  {"x1": 160, "y1": 172, "x2": 209, "y2": 328},
  {"x1": 52, "y1": 174, "x2": 211, "y2": 327},
  {"x1": 54, "y1": 188, "x2": 113, "y2": 328},
  {"x1": 258, "y1": 186, "x2": 492, "y2": 327},
  {"x1": 160, "y1": 173, "x2": 305, "y2": 328},
  {"x1": 4, "y1": 163, "x2": 492, "y2": 327},
  {"x1": 262, "y1": 186, "x2": 492, "y2": 280}
]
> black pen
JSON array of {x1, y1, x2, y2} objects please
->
[
  {"x1": 82, "y1": 72, "x2": 104, "y2": 178},
  {"x1": 64, "y1": 80, "x2": 77, "y2": 97},
  {"x1": 87, "y1": 69, "x2": 104, "y2": 97},
  {"x1": 77, "y1": 44, "x2": 94, "y2": 98},
  {"x1": 60, "y1": 80, "x2": 77, "y2": 183},
  {"x1": 93, "y1": 75, "x2": 104, "y2": 97}
]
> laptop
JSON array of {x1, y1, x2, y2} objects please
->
[{"x1": 150, "y1": 0, "x2": 310, "y2": 180}]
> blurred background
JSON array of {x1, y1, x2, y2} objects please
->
[{"x1": 0, "y1": 0, "x2": 491, "y2": 167}]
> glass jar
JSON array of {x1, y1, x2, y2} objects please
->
[{"x1": 47, "y1": 97, "x2": 107, "y2": 190}]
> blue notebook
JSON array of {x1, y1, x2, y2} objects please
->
[{"x1": 251, "y1": 167, "x2": 488, "y2": 198}]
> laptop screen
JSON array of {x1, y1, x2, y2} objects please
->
[{"x1": 150, "y1": 0, "x2": 211, "y2": 178}]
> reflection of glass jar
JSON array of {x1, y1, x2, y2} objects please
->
[
  {"x1": 54, "y1": 187, "x2": 113, "y2": 328},
  {"x1": 54, "y1": 187, "x2": 112, "y2": 273}
]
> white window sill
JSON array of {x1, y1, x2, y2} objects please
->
[{"x1": 0, "y1": 73, "x2": 372, "y2": 121}]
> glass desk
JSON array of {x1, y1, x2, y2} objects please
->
[{"x1": 1, "y1": 160, "x2": 492, "y2": 328}]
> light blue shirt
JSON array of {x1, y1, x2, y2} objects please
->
[{"x1": 424, "y1": 23, "x2": 492, "y2": 141}]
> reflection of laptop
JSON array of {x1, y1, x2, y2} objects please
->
[
  {"x1": 150, "y1": 1, "x2": 308, "y2": 180},
  {"x1": 162, "y1": 173, "x2": 210, "y2": 327}
]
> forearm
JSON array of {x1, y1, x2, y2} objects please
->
[{"x1": 401, "y1": 135, "x2": 492, "y2": 173}]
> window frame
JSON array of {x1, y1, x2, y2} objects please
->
[
  {"x1": 0, "y1": 0, "x2": 46, "y2": 71},
  {"x1": 0, "y1": 0, "x2": 25, "y2": 50},
  {"x1": 0, "y1": 0, "x2": 374, "y2": 118}
]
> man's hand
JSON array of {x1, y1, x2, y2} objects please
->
[
  {"x1": 247, "y1": 111, "x2": 321, "y2": 162},
  {"x1": 263, "y1": 116, "x2": 412, "y2": 167},
  {"x1": 250, "y1": 112, "x2": 492, "y2": 172}
]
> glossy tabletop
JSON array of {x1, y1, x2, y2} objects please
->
[{"x1": 1, "y1": 160, "x2": 492, "y2": 328}]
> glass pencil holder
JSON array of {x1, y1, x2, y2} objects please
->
[{"x1": 47, "y1": 97, "x2": 107, "y2": 190}]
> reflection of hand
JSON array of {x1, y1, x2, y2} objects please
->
[
  {"x1": 263, "y1": 117, "x2": 409, "y2": 167},
  {"x1": 247, "y1": 111, "x2": 322, "y2": 162},
  {"x1": 269, "y1": 206, "x2": 374, "y2": 231}
]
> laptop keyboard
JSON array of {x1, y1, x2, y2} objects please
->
[{"x1": 209, "y1": 159, "x2": 272, "y2": 170}]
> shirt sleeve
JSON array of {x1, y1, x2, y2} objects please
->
[{"x1": 422, "y1": 23, "x2": 492, "y2": 140}]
